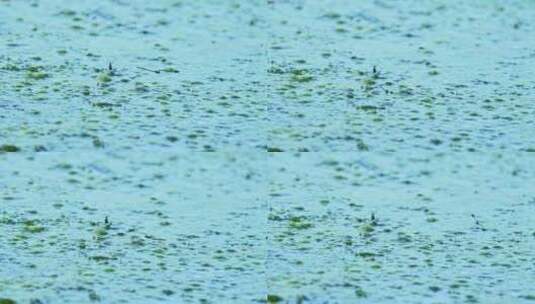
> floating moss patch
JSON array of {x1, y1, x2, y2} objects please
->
[
  {"x1": 268, "y1": 67, "x2": 285, "y2": 74},
  {"x1": 357, "y1": 105, "x2": 380, "y2": 111},
  {"x1": 92, "y1": 102, "x2": 115, "y2": 108},
  {"x1": 24, "y1": 225, "x2": 45, "y2": 233},
  {"x1": 288, "y1": 216, "x2": 313, "y2": 230},
  {"x1": 97, "y1": 72, "x2": 112, "y2": 83},
  {"x1": 360, "y1": 223, "x2": 375, "y2": 235},
  {"x1": 166, "y1": 136, "x2": 179, "y2": 142},
  {"x1": 27, "y1": 65, "x2": 42, "y2": 72},
  {"x1": 429, "y1": 286, "x2": 441, "y2": 292},
  {"x1": 430, "y1": 139, "x2": 443, "y2": 145},
  {"x1": 59, "y1": 9, "x2": 77, "y2": 16},
  {"x1": 25, "y1": 66, "x2": 49, "y2": 80},
  {"x1": 267, "y1": 294, "x2": 283, "y2": 303},
  {"x1": 362, "y1": 77, "x2": 376, "y2": 88},
  {"x1": 289, "y1": 69, "x2": 314, "y2": 83},
  {"x1": 357, "y1": 252, "x2": 376, "y2": 258},
  {"x1": 0, "y1": 299, "x2": 17, "y2": 304},
  {"x1": 162, "y1": 289, "x2": 175, "y2": 296},
  {"x1": 355, "y1": 287, "x2": 367, "y2": 298},
  {"x1": 0, "y1": 144, "x2": 20, "y2": 152},
  {"x1": 324, "y1": 12, "x2": 342, "y2": 19},
  {"x1": 90, "y1": 255, "x2": 111, "y2": 262},
  {"x1": 94, "y1": 227, "x2": 108, "y2": 239},
  {"x1": 1, "y1": 63, "x2": 20, "y2": 71},
  {"x1": 23, "y1": 220, "x2": 45, "y2": 233}
]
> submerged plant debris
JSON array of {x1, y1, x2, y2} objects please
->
[{"x1": 1, "y1": 0, "x2": 535, "y2": 303}]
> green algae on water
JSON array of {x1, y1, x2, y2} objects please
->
[{"x1": 0, "y1": 144, "x2": 20, "y2": 152}]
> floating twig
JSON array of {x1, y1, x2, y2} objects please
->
[{"x1": 137, "y1": 66, "x2": 160, "y2": 74}]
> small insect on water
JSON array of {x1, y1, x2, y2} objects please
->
[
  {"x1": 370, "y1": 212, "x2": 378, "y2": 225},
  {"x1": 471, "y1": 214, "x2": 486, "y2": 231},
  {"x1": 104, "y1": 216, "x2": 112, "y2": 229},
  {"x1": 372, "y1": 65, "x2": 380, "y2": 79},
  {"x1": 470, "y1": 214, "x2": 479, "y2": 225}
]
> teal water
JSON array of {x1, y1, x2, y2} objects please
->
[{"x1": 1, "y1": 1, "x2": 535, "y2": 303}]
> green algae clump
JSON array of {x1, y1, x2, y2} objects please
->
[
  {"x1": 23, "y1": 220, "x2": 45, "y2": 233},
  {"x1": 24, "y1": 225, "x2": 45, "y2": 233},
  {"x1": 97, "y1": 72, "x2": 112, "y2": 84},
  {"x1": 290, "y1": 69, "x2": 314, "y2": 83},
  {"x1": 0, "y1": 144, "x2": 20, "y2": 152},
  {"x1": 288, "y1": 216, "x2": 313, "y2": 230},
  {"x1": 26, "y1": 71, "x2": 50, "y2": 80},
  {"x1": 267, "y1": 294, "x2": 283, "y2": 303},
  {"x1": 94, "y1": 226, "x2": 108, "y2": 240},
  {"x1": 25, "y1": 65, "x2": 49, "y2": 80}
]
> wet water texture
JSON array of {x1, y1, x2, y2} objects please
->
[{"x1": 1, "y1": 0, "x2": 535, "y2": 303}]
